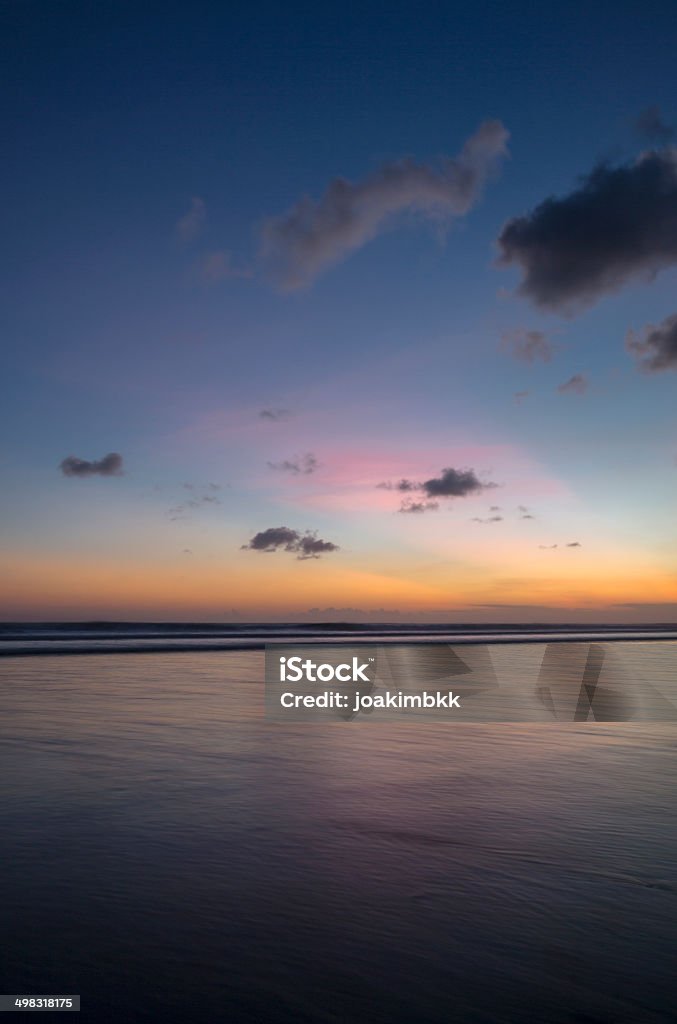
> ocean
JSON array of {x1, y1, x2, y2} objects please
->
[{"x1": 1, "y1": 625, "x2": 676, "y2": 1022}]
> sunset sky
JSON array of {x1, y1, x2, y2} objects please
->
[{"x1": 2, "y1": 1, "x2": 676, "y2": 621}]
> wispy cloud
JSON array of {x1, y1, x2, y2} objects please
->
[
  {"x1": 167, "y1": 485, "x2": 223, "y2": 521},
  {"x1": 501, "y1": 329, "x2": 553, "y2": 363},
  {"x1": 199, "y1": 249, "x2": 252, "y2": 282},
  {"x1": 262, "y1": 119, "x2": 509, "y2": 289},
  {"x1": 376, "y1": 478, "x2": 418, "y2": 492},
  {"x1": 268, "y1": 452, "x2": 319, "y2": 475},
  {"x1": 626, "y1": 312, "x2": 677, "y2": 372},
  {"x1": 514, "y1": 390, "x2": 530, "y2": 405},
  {"x1": 557, "y1": 373, "x2": 588, "y2": 395},
  {"x1": 399, "y1": 498, "x2": 439, "y2": 514},
  {"x1": 497, "y1": 148, "x2": 677, "y2": 312},
  {"x1": 60, "y1": 452, "x2": 123, "y2": 477},
  {"x1": 259, "y1": 407, "x2": 292, "y2": 422},
  {"x1": 176, "y1": 197, "x2": 206, "y2": 243},
  {"x1": 241, "y1": 526, "x2": 339, "y2": 559},
  {"x1": 538, "y1": 541, "x2": 581, "y2": 549}
]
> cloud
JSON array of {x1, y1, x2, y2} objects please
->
[
  {"x1": 538, "y1": 542, "x2": 581, "y2": 549},
  {"x1": 184, "y1": 481, "x2": 222, "y2": 492},
  {"x1": 422, "y1": 466, "x2": 496, "y2": 498},
  {"x1": 399, "y1": 498, "x2": 439, "y2": 514},
  {"x1": 376, "y1": 478, "x2": 418, "y2": 492},
  {"x1": 472, "y1": 503, "x2": 503, "y2": 523},
  {"x1": 514, "y1": 390, "x2": 530, "y2": 405},
  {"x1": 60, "y1": 452, "x2": 123, "y2": 477},
  {"x1": 200, "y1": 250, "x2": 252, "y2": 282},
  {"x1": 497, "y1": 148, "x2": 677, "y2": 312},
  {"x1": 378, "y1": 465, "x2": 496, "y2": 512},
  {"x1": 242, "y1": 527, "x2": 339, "y2": 559},
  {"x1": 167, "y1": 487, "x2": 222, "y2": 520},
  {"x1": 262, "y1": 119, "x2": 509, "y2": 289},
  {"x1": 501, "y1": 329, "x2": 553, "y2": 363},
  {"x1": 268, "y1": 452, "x2": 319, "y2": 475},
  {"x1": 259, "y1": 407, "x2": 292, "y2": 422},
  {"x1": 176, "y1": 197, "x2": 206, "y2": 243},
  {"x1": 557, "y1": 373, "x2": 588, "y2": 395},
  {"x1": 634, "y1": 106, "x2": 675, "y2": 144},
  {"x1": 626, "y1": 312, "x2": 677, "y2": 372}
]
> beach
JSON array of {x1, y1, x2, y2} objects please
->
[{"x1": 1, "y1": 644, "x2": 676, "y2": 1022}]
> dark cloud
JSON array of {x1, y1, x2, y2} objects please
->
[
  {"x1": 60, "y1": 452, "x2": 123, "y2": 477},
  {"x1": 471, "y1": 515, "x2": 503, "y2": 523},
  {"x1": 557, "y1": 373, "x2": 588, "y2": 395},
  {"x1": 398, "y1": 498, "x2": 439, "y2": 514},
  {"x1": 626, "y1": 312, "x2": 677, "y2": 372},
  {"x1": 634, "y1": 106, "x2": 675, "y2": 144},
  {"x1": 501, "y1": 329, "x2": 553, "y2": 363},
  {"x1": 422, "y1": 467, "x2": 496, "y2": 498},
  {"x1": 262, "y1": 120, "x2": 509, "y2": 289},
  {"x1": 242, "y1": 527, "x2": 339, "y2": 559},
  {"x1": 259, "y1": 408, "x2": 292, "y2": 422},
  {"x1": 268, "y1": 452, "x2": 319, "y2": 474},
  {"x1": 296, "y1": 534, "x2": 340, "y2": 559},
  {"x1": 497, "y1": 149, "x2": 677, "y2": 312},
  {"x1": 489, "y1": 505, "x2": 501, "y2": 512},
  {"x1": 176, "y1": 197, "x2": 206, "y2": 243},
  {"x1": 566, "y1": 541, "x2": 582, "y2": 547},
  {"x1": 539, "y1": 544, "x2": 558, "y2": 549},
  {"x1": 380, "y1": 466, "x2": 495, "y2": 513}
]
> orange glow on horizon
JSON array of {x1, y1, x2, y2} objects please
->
[{"x1": 1, "y1": 545, "x2": 675, "y2": 621}]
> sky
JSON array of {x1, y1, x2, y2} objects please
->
[{"x1": 1, "y1": 0, "x2": 676, "y2": 622}]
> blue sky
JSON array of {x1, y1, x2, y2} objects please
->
[{"x1": 1, "y1": 1, "x2": 676, "y2": 619}]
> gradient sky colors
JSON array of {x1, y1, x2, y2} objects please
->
[{"x1": 2, "y1": 1, "x2": 676, "y2": 621}]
